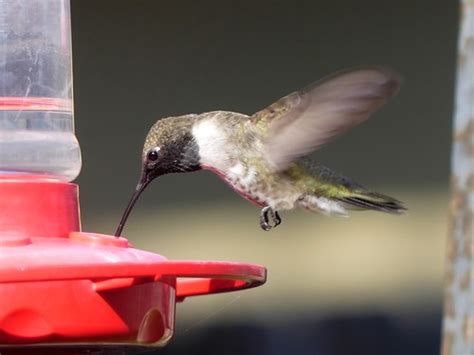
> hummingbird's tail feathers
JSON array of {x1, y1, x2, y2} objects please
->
[{"x1": 338, "y1": 191, "x2": 406, "y2": 214}]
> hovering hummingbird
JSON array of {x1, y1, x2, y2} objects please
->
[{"x1": 115, "y1": 67, "x2": 405, "y2": 236}]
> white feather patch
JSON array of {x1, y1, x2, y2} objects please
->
[
  {"x1": 240, "y1": 166, "x2": 257, "y2": 186},
  {"x1": 228, "y1": 163, "x2": 245, "y2": 177},
  {"x1": 192, "y1": 119, "x2": 227, "y2": 167},
  {"x1": 303, "y1": 196, "x2": 348, "y2": 216}
]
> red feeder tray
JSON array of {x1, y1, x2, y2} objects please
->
[{"x1": 0, "y1": 175, "x2": 266, "y2": 346}]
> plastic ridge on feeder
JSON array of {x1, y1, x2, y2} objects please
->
[{"x1": 0, "y1": 0, "x2": 266, "y2": 347}]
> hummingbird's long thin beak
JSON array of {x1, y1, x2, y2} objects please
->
[{"x1": 114, "y1": 173, "x2": 152, "y2": 237}]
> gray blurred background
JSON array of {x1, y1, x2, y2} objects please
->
[{"x1": 71, "y1": 0, "x2": 455, "y2": 354}]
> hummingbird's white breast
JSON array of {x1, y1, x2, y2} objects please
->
[
  {"x1": 191, "y1": 116, "x2": 260, "y2": 200},
  {"x1": 191, "y1": 117, "x2": 234, "y2": 169},
  {"x1": 191, "y1": 115, "x2": 298, "y2": 209}
]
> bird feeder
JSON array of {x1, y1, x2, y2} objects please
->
[{"x1": 0, "y1": 0, "x2": 266, "y2": 348}]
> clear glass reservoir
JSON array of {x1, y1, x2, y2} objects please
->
[{"x1": 0, "y1": 0, "x2": 81, "y2": 181}]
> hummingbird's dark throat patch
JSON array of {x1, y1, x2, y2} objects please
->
[{"x1": 162, "y1": 132, "x2": 201, "y2": 173}]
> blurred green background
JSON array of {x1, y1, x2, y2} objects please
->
[{"x1": 71, "y1": 0, "x2": 455, "y2": 353}]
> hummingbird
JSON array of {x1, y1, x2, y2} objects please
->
[{"x1": 115, "y1": 67, "x2": 405, "y2": 236}]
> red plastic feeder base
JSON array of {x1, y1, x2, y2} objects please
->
[{"x1": 0, "y1": 176, "x2": 266, "y2": 346}]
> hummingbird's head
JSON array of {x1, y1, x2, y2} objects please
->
[
  {"x1": 115, "y1": 116, "x2": 201, "y2": 236},
  {"x1": 141, "y1": 116, "x2": 201, "y2": 181}
]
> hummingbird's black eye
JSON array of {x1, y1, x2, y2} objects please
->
[{"x1": 147, "y1": 150, "x2": 159, "y2": 161}]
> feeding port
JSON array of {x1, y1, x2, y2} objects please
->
[{"x1": 0, "y1": 0, "x2": 266, "y2": 348}]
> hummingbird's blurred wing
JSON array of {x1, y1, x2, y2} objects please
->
[{"x1": 251, "y1": 67, "x2": 401, "y2": 171}]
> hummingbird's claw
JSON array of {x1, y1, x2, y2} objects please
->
[
  {"x1": 260, "y1": 206, "x2": 282, "y2": 231},
  {"x1": 260, "y1": 218, "x2": 272, "y2": 231},
  {"x1": 274, "y1": 211, "x2": 282, "y2": 226}
]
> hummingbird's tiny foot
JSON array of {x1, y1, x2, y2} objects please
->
[
  {"x1": 259, "y1": 206, "x2": 282, "y2": 231},
  {"x1": 267, "y1": 207, "x2": 282, "y2": 227}
]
